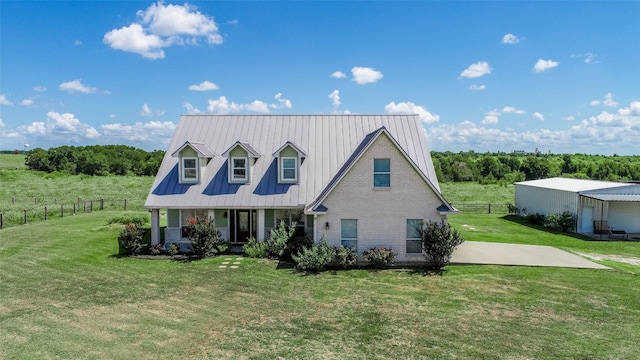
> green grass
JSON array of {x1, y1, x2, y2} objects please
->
[
  {"x1": 0, "y1": 154, "x2": 27, "y2": 170},
  {"x1": 1, "y1": 211, "x2": 639, "y2": 359}
]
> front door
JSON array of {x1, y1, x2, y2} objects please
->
[{"x1": 233, "y1": 210, "x2": 257, "y2": 243}]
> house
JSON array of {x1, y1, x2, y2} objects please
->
[
  {"x1": 515, "y1": 177, "x2": 640, "y2": 235},
  {"x1": 144, "y1": 115, "x2": 458, "y2": 262}
]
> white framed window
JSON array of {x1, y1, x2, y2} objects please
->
[
  {"x1": 374, "y1": 158, "x2": 390, "y2": 188},
  {"x1": 231, "y1": 157, "x2": 248, "y2": 182},
  {"x1": 341, "y1": 219, "x2": 357, "y2": 249},
  {"x1": 281, "y1": 157, "x2": 297, "y2": 182},
  {"x1": 406, "y1": 219, "x2": 422, "y2": 254},
  {"x1": 181, "y1": 157, "x2": 198, "y2": 183}
]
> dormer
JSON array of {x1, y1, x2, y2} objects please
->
[
  {"x1": 273, "y1": 141, "x2": 306, "y2": 184},
  {"x1": 222, "y1": 141, "x2": 261, "y2": 184},
  {"x1": 171, "y1": 141, "x2": 215, "y2": 184}
]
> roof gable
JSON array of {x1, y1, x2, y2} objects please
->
[
  {"x1": 171, "y1": 141, "x2": 215, "y2": 158},
  {"x1": 222, "y1": 141, "x2": 262, "y2": 158}
]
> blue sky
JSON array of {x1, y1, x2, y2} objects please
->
[{"x1": 1, "y1": 1, "x2": 639, "y2": 154}]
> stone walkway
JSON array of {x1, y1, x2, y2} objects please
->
[{"x1": 218, "y1": 256, "x2": 243, "y2": 269}]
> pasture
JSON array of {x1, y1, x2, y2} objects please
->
[{"x1": 1, "y1": 154, "x2": 639, "y2": 358}]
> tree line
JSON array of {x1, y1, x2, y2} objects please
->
[
  {"x1": 431, "y1": 151, "x2": 640, "y2": 183},
  {"x1": 24, "y1": 145, "x2": 164, "y2": 176}
]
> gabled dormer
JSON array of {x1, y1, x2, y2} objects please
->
[
  {"x1": 222, "y1": 141, "x2": 261, "y2": 184},
  {"x1": 171, "y1": 141, "x2": 215, "y2": 184},
  {"x1": 273, "y1": 141, "x2": 306, "y2": 184}
]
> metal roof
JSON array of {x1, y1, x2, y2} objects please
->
[
  {"x1": 515, "y1": 177, "x2": 632, "y2": 192},
  {"x1": 580, "y1": 193, "x2": 640, "y2": 202},
  {"x1": 144, "y1": 115, "x2": 445, "y2": 209}
]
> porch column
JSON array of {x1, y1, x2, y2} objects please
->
[
  {"x1": 257, "y1": 209, "x2": 265, "y2": 241},
  {"x1": 150, "y1": 208, "x2": 160, "y2": 246},
  {"x1": 313, "y1": 214, "x2": 318, "y2": 244}
]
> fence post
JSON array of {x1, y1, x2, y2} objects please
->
[
  {"x1": 73, "y1": 203, "x2": 76, "y2": 214},
  {"x1": 45, "y1": 206, "x2": 48, "y2": 220},
  {"x1": 24, "y1": 209, "x2": 27, "y2": 224},
  {"x1": 90, "y1": 201, "x2": 93, "y2": 212},
  {"x1": 1, "y1": 212, "x2": 3, "y2": 230},
  {"x1": 83, "y1": 201, "x2": 86, "y2": 213},
  {"x1": 488, "y1": 204, "x2": 491, "y2": 214},
  {"x1": 124, "y1": 199, "x2": 127, "y2": 210},
  {"x1": 100, "y1": 198, "x2": 104, "y2": 210},
  {"x1": 61, "y1": 204, "x2": 64, "y2": 217}
]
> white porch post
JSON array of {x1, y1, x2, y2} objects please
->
[
  {"x1": 313, "y1": 214, "x2": 318, "y2": 244},
  {"x1": 150, "y1": 209, "x2": 160, "y2": 246},
  {"x1": 257, "y1": 209, "x2": 265, "y2": 241}
]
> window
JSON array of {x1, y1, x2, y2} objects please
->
[
  {"x1": 281, "y1": 157, "x2": 297, "y2": 181},
  {"x1": 231, "y1": 157, "x2": 248, "y2": 182},
  {"x1": 275, "y1": 209, "x2": 305, "y2": 236},
  {"x1": 341, "y1": 219, "x2": 357, "y2": 249},
  {"x1": 406, "y1": 219, "x2": 422, "y2": 254},
  {"x1": 181, "y1": 157, "x2": 198, "y2": 183},
  {"x1": 374, "y1": 158, "x2": 390, "y2": 188}
]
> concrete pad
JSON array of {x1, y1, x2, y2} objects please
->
[{"x1": 451, "y1": 241, "x2": 610, "y2": 269}]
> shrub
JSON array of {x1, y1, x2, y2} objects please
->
[
  {"x1": 118, "y1": 223, "x2": 145, "y2": 255},
  {"x1": 150, "y1": 243, "x2": 166, "y2": 255},
  {"x1": 524, "y1": 212, "x2": 545, "y2": 225},
  {"x1": 107, "y1": 212, "x2": 149, "y2": 227},
  {"x1": 421, "y1": 220, "x2": 464, "y2": 271},
  {"x1": 544, "y1": 211, "x2": 576, "y2": 232},
  {"x1": 363, "y1": 247, "x2": 397, "y2": 269},
  {"x1": 286, "y1": 235, "x2": 313, "y2": 260},
  {"x1": 335, "y1": 245, "x2": 358, "y2": 268},
  {"x1": 265, "y1": 221, "x2": 296, "y2": 259},
  {"x1": 292, "y1": 237, "x2": 335, "y2": 272},
  {"x1": 167, "y1": 243, "x2": 180, "y2": 256},
  {"x1": 243, "y1": 237, "x2": 268, "y2": 258},
  {"x1": 187, "y1": 218, "x2": 229, "y2": 257}
]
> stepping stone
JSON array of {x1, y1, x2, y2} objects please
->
[
  {"x1": 232, "y1": 262, "x2": 241, "y2": 265},
  {"x1": 218, "y1": 265, "x2": 227, "y2": 268},
  {"x1": 222, "y1": 262, "x2": 230, "y2": 265},
  {"x1": 230, "y1": 265, "x2": 239, "y2": 269}
]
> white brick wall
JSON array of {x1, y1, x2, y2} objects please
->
[{"x1": 318, "y1": 133, "x2": 446, "y2": 262}]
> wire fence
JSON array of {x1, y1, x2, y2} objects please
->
[
  {"x1": 0, "y1": 198, "x2": 128, "y2": 230},
  {"x1": 450, "y1": 203, "x2": 512, "y2": 214}
]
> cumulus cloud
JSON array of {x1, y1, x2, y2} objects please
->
[
  {"x1": 140, "y1": 103, "x2": 154, "y2": 116},
  {"x1": 20, "y1": 99, "x2": 34, "y2": 106},
  {"x1": 0, "y1": 94, "x2": 14, "y2": 105},
  {"x1": 502, "y1": 106, "x2": 526, "y2": 115},
  {"x1": 502, "y1": 34, "x2": 520, "y2": 44},
  {"x1": 469, "y1": 84, "x2": 486, "y2": 91},
  {"x1": 331, "y1": 71, "x2": 347, "y2": 79},
  {"x1": 59, "y1": 79, "x2": 99, "y2": 94},
  {"x1": 270, "y1": 93, "x2": 292, "y2": 109},
  {"x1": 24, "y1": 111, "x2": 100, "y2": 139},
  {"x1": 481, "y1": 110, "x2": 501, "y2": 125},
  {"x1": 189, "y1": 80, "x2": 219, "y2": 91},
  {"x1": 103, "y1": 1, "x2": 222, "y2": 59},
  {"x1": 533, "y1": 59, "x2": 559, "y2": 73},
  {"x1": 246, "y1": 100, "x2": 270, "y2": 113},
  {"x1": 533, "y1": 112, "x2": 545, "y2": 121},
  {"x1": 183, "y1": 101, "x2": 202, "y2": 114},
  {"x1": 206, "y1": 96, "x2": 271, "y2": 114},
  {"x1": 618, "y1": 101, "x2": 640, "y2": 117},
  {"x1": 351, "y1": 66, "x2": 383, "y2": 85},
  {"x1": 99, "y1": 120, "x2": 176, "y2": 145},
  {"x1": 603, "y1": 93, "x2": 618, "y2": 107},
  {"x1": 33, "y1": 86, "x2": 47, "y2": 92},
  {"x1": 384, "y1": 101, "x2": 440, "y2": 125},
  {"x1": 328, "y1": 90, "x2": 341, "y2": 112},
  {"x1": 563, "y1": 115, "x2": 575, "y2": 121},
  {"x1": 459, "y1": 61, "x2": 492, "y2": 79}
]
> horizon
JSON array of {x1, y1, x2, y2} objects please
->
[{"x1": 1, "y1": 1, "x2": 639, "y2": 155}]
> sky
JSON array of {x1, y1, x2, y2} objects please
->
[{"x1": 1, "y1": 1, "x2": 639, "y2": 155}]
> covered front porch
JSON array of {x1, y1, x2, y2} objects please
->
[{"x1": 578, "y1": 192, "x2": 640, "y2": 238}]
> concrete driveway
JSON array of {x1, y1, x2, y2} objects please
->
[{"x1": 451, "y1": 241, "x2": 610, "y2": 269}]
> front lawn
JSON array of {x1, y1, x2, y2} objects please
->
[{"x1": 1, "y1": 211, "x2": 639, "y2": 359}]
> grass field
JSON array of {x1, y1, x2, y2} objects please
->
[{"x1": 1, "y1": 211, "x2": 639, "y2": 359}]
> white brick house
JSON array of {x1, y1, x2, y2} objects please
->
[{"x1": 144, "y1": 115, "x2": 457, "y2": 262}]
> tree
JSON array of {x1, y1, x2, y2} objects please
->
[{"x1": 421, "y1": 220, "x2": 464, "y2": 271}]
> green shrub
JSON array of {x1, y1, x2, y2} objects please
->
[
  {"x1": 335, "y1": 245, "x2": 358, "y2": 267},
  {"x1": 421, "y1": 220, "x2": 464, "y2": 271},
  {"x1": 107, "y1": 212, "x2": 149, "y2": 227},
  {"x1": 265, "y1": 221, "x2": 296, "y2": 259},
  {"x1": 544, "y1": 211, "x2": 576, "y2": 232},
  {"x1": 150, "y1": 243, "x2": 166, "y2": 255},
  {"x1": 167, "y1": 243, "x2": 180, "y2": 256},
  {"x1": 118, "y1": 223, "x2": 145, "y2": 255},
  {"x1": 524, "y1": 213, "x2": 545, "y2": 225},
  {"x1": 292, "y1": 237, "x2": 335, "y2": 272},
  {"x1": 286, "y1": 235, "x2": 313, "y2": 260},
  {"x1": 363, "y1": 247, "x2": 397, "y2": 269},
  {"x1": 243, "y1": 237, "x2": 268, "y2": 258},
  {"x1": 187, "y1": 218, "x2": 229, "y2": 257}
]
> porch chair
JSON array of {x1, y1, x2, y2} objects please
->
[
  {"x1": 593, "y1": 220, "x2": 608, "y2": 234},
  {"x1": 608, "y1": 226, "x2": 628, "y2": 240}
]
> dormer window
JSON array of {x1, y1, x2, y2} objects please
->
[
  {"x1": 273, "y1": 142, "x2": 306, "y2": 184},
  {"x1": 223, "y1": 141, "x2": 261, "y2": 184},
  {"x1": 171, "y1": 141, "x2": 215, "y2": 185}
]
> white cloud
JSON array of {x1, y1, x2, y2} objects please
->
[
  {"x1": 270, "y1": 93, "x2": 292, "y2": 109},
  {"x1": 189, "y1": 80, "x2": 219, "y2": 91},
  {"x1": 482, "y1": 109, "x2": 501, "y2": 125},
  {"x1": 384, "y1": 101, "x2": 440, "y2": 125},
  {"x1": 59, "y1": 79, "x2": 99, "y2": 94},
  {"x1": 328, "y1": 90, "x2": 341, "y2": 112},
  {"x1": 109, "y1": 114, "x2": 117, "y2": 118},
  {"x1": 207, "y1": 96, "x2": 245, "y2": 114},
  {"x1": 246, "y1": 100, "x2": 270, "y2": 113},
  {"x1": 502, "y1": 34, "x2": 520, "y2": 44},
  {"x1": 140, "y1": 103, "x2": 153, "y2": 116},
  {"x1": 0, "y1": 118, "x2": 5, "y2": 127},
  {"x1": 24, "y1": 111, "x2": 100, "y2": 139},
  {"x1": 573, "y1": 52, "x2": 599, "y2": 64},
  {"x1": 459, "y1": 61, "x2": 492, "y2": 79},
  {"x1": 502, "y1": 106, "x2": 526, "y2": 115},
  {"x1": 351, "y1": 66, "x2": 383, "y2": 85},
  {"x1": 533, "y1": 112, "x2": 545, "y2": 121},
  {"x1": 0, "y1": 94, "x2": 14, "y2": 105},
  {"x1": 533, "y1": 59, "x2": 559, "y2": 73},
  {"x1": 74, "y1": 40, "x2": 82, "y2": 46},
  {"x1": 469, "y1": 84, "x2": 486, "y2": 91},
  {"x1": 590, "y1": 100, "x2": 601, "y2": 106},
  {"x1": 618, "y1": 101, "x2": 640, "y2": 117},
  {"x1": 99, "y1": 120, "x2": 176, "y2": 144},
  {"x1": 603, "y1": 92, "x2": 619, "y2": 107},
  {"x1": 183, "y1": 101, "x2": 202, "y2": 114},
  {"x1": 20, "y1": 99, "x2": 34, "y2": 106},
  {"x1": 33, "y1": 86, "x2": 47, "y2": 92},
  {"x1": 331, "y1": 71, "x2": 347, "y2": 79},
  {"x1": 104, "y1": 2, "x2": 222, "y2": 59},
  {"x1": 563, "y1": 115, "x2": 575, "y2": 121}
]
